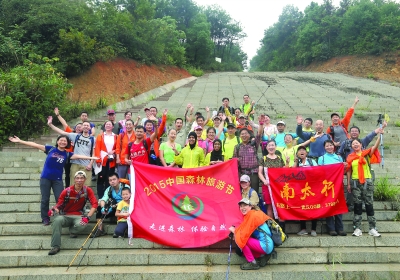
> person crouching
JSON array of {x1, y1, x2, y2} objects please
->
[{"x1": 229, "y1": 198, "x2": 274, "y2": 270}]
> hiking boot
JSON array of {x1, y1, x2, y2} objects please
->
[
  {"x1": 310, "y1": 230, "x2": 317, "y2": 237},
  {"x1": 297, "y1": 229, "x2": 308, "y2": 236},
  {"x1": 368, "y1": 228, "x2": 381, "y2": 237},
  {"x1": 91, "y1": 229, "x2": 106, "y2": 238},
  {"x1": 256, "y1": 254, "x2": 271, "y2": 267},
  {"x1": 42, "y1": 218, "x2": 50, "y2": 226},
  {"x1": 48, "y1": 247, "x2": 60, "y2": 255},
  {"x1": 329, "y1": 231, "x2": 338, "y2": 236},
  {"x1": 240, "y1": 261, "x2": 260, "y2": 270},
  {"x1": 338, "y1": 231, "x2": 347, "y2": 236},
  {"x1": 352, "y1": 228, "x2": 362, "y2": 237}
]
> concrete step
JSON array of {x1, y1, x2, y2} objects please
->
[
  {"x1": 1, "y1": 246, "x2": 400, "y2": 269},
  {"x1": 1, "y1": 263, "x2": 400, "y2": 279},
  {"x1": 1, "y1": 221, "x2": 399, "y2": 236},
  {"x1": 2, "y1": 233, "x2": 400, "y2": 251}
]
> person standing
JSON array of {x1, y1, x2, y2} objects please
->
[
  {"x1": 116, "y1": 120, "x2": 136, "y2": 179},
  {"x1": 174, "y1": 132, "x2": 205, "y2": 168},
  {"x1": 159, "y1": 129, "x2": 182, "y2": 167},
  {"x1": 346, "y1": 134, "x2": 382, "y2": 237},
  {"x1": 233, "y1": 125, "x2": 262, "y2": 193},
  {"x1": 8, "y1": 135, "x2": 97, "y2": 226},
  {"x1": 48, "y1": 117, "x2": 96, "y2": 185},
  {"x1": 222, "y1": 123, "x2": 240, "y2": 160},
  {"x1": 101, "y1": 109, "x2": 121, "y2": 135}
]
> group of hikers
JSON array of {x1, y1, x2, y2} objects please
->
[{"x1": 8, "y1": 94, "x2": 386, "y2": 269}]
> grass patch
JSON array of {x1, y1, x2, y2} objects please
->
[
  {"x1": 394, "y1": 120, "x2": 400, "y2": 127},
  {"x1": 374, "y1": 176, "x2": 400, "y2": 201},
  {"x1": 185, "y1": 65, "x2": 204, "y2": 77}
]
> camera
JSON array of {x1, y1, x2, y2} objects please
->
[{"x1": 108, "y1": 154, "x2": 114, "y2": 160}]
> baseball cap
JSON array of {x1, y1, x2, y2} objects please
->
[
  {"x1": 227, "y1": 123, "x2": 236, "y2": 128},
  {"x1": 74, "y1": 170, "x2": 87, "y2": 178},
  {"x1": 238, "y1": 198, "x2": 252, "y2": 206},
  {"x1": 239, "y1": 114, "x2": 246, "y2": 119},
  {"x1": 212, "y1": 115, "x2": 221, "y2": 120},
  {"x1": 330, "y1": 112, "x2": 340, "y2": 119},
  {"x1": 277, "y1": 121, "x2": 286, "y2": 126},
  {"x1": 240, "y1": 174, "x2": 251, "y2": 182},
  {"x1": 194, "y1": 125, "x2": 203, "y2": 131},
  {"x1": 107, "y1": 109, "x2": 115, "y2": 115},
  {"x1": 144, "y1": 108, "x2": 150, "y2": 112}
]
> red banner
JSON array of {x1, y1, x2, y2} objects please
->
[
  {"x1": 267, "y1": 164, "x2": 348, "y2": 220},
  {"x1": 130, "y1": 160, "x2": 242, "y2": 248}
]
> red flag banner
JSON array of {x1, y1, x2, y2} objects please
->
[
  {"x1": 267, "y1": 164, "x2": 348, "y2": 220},
  {"x1": 130, "y1": 159, "x2": 242, "y2": 248}
]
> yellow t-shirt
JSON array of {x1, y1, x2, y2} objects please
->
[
  {"x1": 277, "y1": 145, "x2": 301, "y2": 167},
  {"x1": 117, "y1": 200, "x2": 130, "y2": 223},
  {"x1": 223, "y1": 136, "x2": 241, "y2": 160},
  {"x1": 351, "y1": 156, "x2": 372, "y2": 180}
]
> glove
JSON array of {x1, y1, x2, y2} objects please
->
[
  {"x1": 80, "y1": 216, "x2": 89, "y2": 226},
  {"x1": 101, "y1": 207, "x2": 112, "y2": 214},
  {"x1": 47, "y1": 207, "x2": 55, "y2": 217}
]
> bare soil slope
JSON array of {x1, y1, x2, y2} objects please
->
[
  {"x1": 67, "y1": 58, "x2": 191, "y2": 105},
  {"x1": 306, "y1": 52, "x2": 400, "y2": 83}
]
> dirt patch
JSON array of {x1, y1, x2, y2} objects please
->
[
  {"x1": 67, "y1": 58, "x2": 191, "y2": 106},
  {"x1": 305, "y1": 52, "x2": 400, "y2": 84}
]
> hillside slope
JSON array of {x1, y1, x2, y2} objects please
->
[
  {"x1": 305, "y1": 52, "x2": 400, "y2": 84},
  {"x1": 67, "y1": 58, "x2": 191, "y2": 105}
]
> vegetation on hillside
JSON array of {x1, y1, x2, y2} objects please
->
[
  {"x1": 250, "y1": 0, "x2": 400, "y2": 71},
  {"x1": 0, "y1": 0, "x2": 247, "y2": 146}
]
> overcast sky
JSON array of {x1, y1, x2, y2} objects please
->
[{"x1": 194, "y1": 0, "x2": 342, "y2": 62}]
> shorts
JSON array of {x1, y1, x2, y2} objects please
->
[{"x1": 262, "y1": 184, "x2": 272, "y2": 204}]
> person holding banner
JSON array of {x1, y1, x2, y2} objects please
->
[
  {"x1": 258, "y1": 140, "x2": 285, "y2": 218},
  {"x1": 318, "y1": 140, "x2": 347, "y2": 236},
  {"x1": 293, "y1": 146, "x2": 319, "y2": 236},
  {"x1": 229, "y1": 198, "x2": 274, "y2": 270},
  {"x1": 346, "y1": 134, "x2": 382, "y2": 237}
]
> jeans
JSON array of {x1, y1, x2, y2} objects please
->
[
  {"x1": 326, "y1": 215, "x2": 343, "y2": 232},
  {"x1": 115, "y1": 222, "x2": 128, "y2": 237},
  {"x1": 40, "y1": 178, "x2": 64, "y2": 221}
]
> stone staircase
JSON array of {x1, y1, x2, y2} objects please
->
[{"x1": 1, "y1": 72, "x2": 400, "y2": 279}]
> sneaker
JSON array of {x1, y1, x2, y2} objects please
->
[
  {"x1": 240, "y1": 261, "x2": 260, "y2": 270},
  {"x1": 329, "y1": 231, "x2": 338, "y2": 236},
  {"x1": 48, "y1": 247, "x2": 60, "y2": 255},
  {"x1": 352, "y1": 228, "x2": 362, "y2": 237},
  {"x1": 368, "y1": 228, "x2": 381, "y2": 237},
  {"x1": 70, "y1": 234, "x2": 78, "y2": 238},
  {"x1": 42, "y1": 218, "x2": 50, "y2": 226},
  {"x1": 338, "y1": 231, "x2": 347, "y2": 236},
  {"x1": 113, "y1": 233, "x2": 118, "y2": 238},
  {"x1": 297, "y1": 229, "x2": 308, "y2": 236},
  {"x1": 256, "y1": 254, "x2": 271, "y2": 267},
  {"x1": 310, "y1": 230, "x2": 317, "y2": 237}
]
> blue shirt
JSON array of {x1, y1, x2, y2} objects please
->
[
  {"x1": 318, "y1": 153, "x2": 343, "y2": 165},
  {"x1": 101, "y1": 184, "x2": 130, "y2": 203},
  {"x1": 41, "y1": 145, "x2": 73, "y2": 181},
  {"x1": 252, "y1": 223, "x2": 274, "y2": 254},
  {"x1": 296, "y1": 125, "x2": 331, "y2": 158}
]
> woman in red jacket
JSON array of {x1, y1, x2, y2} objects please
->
[{"x1": 95, "y1": 120, "x2": 117, "y2": 199}]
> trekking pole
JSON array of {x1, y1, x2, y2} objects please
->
[
  {"x1": 225, "y1": 232, "x2": 234, "y2": 280},
  {"x1": 377, "y1": 114, "x2": 384, "y2": 169},
  {"x1": 66, "y1": 215, "x2": 105, "y2": 271},
  {"x1": 75, "y1": 214, "x2": 108, "y2": 270}
]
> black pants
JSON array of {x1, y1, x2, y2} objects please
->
[{"x1": 97, "y1": 161, "x2": 115, "y2": 200}]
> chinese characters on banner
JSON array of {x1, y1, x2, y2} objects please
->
[
  {"x1": 130, "y1": 159, "x2": 242, "y2": 248},
  {"x1": 268, "y1": 163, "x2": 348, "y2": 220}
]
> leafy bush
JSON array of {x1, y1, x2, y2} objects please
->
[
  {"x1": 0, "y1": 55, "x2": 72, "y2": 146},
  {"x1": 374, "y1": 176, "x2": 400, "y2": 201},
  {"x1": 185, "y1": 65, "x2": 204, "y2": 77}
]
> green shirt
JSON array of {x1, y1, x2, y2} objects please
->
[{"x1": 160, "y1": 142, "x2": 182, "y2": 164}]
